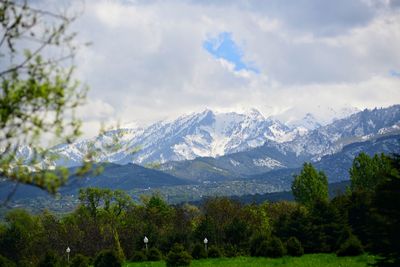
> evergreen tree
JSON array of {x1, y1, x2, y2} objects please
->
[
  {"x1": 165, "y1": 244, "x2": 191, "y2": 267},
  {"x1": 308, "y1": 199, "x2": 344, "y2": 253},
  {"x1": 94, "y1": 250, "x2": 121, "y2": 267},
  {"x1": 368, "y1": 155, "x2": 400, "y2": 266}
]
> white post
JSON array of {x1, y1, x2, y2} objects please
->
[
  {"x1": 144, "y1": 236, "x2": 149, "y2": 251},
  {"x1": 204, "y1": 238, "x2": 208, "y2": 252},
  {"x1": 66, "y1": 247, "x2": 71, "y2": 263}
]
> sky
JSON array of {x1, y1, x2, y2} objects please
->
[{"x1": 38, "y1": 0, "x2": 400, "y2": 137}]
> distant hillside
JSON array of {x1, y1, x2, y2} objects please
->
[
  {"x1": 0, "y1": 163, "x2": 192, "y2": 201},
  {"x1": 250, "y1": 134, "x2": 400, "y2": 188},
  {"x1": 161, "y1": 139, "x2": 308, "y2": 181},
  {"x1": 162, "y1": 129, "x2": 400, "y2": 183},
  {"x1": 189, "y1": 181, "x2": 350, "y2": 206}
]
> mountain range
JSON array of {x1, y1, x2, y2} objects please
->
[
  {"x1": 160, "y1": 105, "x2": 400, "y2": 181},
  {"x1": 42, "y1": 105, "x2": 373, "y2": 167},
  {"x1": 50, "y1": 109, "x2": 295, "y2": 166},
  {"x1": 3, "y1": 105, "x2": 400, "y2": 204}
]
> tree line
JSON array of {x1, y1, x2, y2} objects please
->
[{"x1": 0, "y1": 152, "x2": 399, "y2": 267}]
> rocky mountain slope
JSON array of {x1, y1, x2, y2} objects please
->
[
  {"x1": 160, "y1": 106, "x2": 400, "y2": 181},
  {"x1": 240, "y1": 134, "x2": 400, "y2": 195},
  {"x1": 50, "y1": 109, "x2": 301, "y2": 166},
  {"x1": 13, "y1": 105, "x2": 396, "y2": 171}
]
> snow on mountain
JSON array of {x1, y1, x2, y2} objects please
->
[
  {"x1": 25, "y1": 105, "x2": 399, "y2": 169},
  {"x1": 273, "y1": 105, "x2": 360, "y2": 127},
  {"x1": 252, "y1": 157, "x2": 285, "y2": 168},
  {"x1": 51, "y1": 109, "x2": 298, "y2": 166},
  {"x1": 281, "y1": 105, "x2": 400, "y2": 159},
  {"x1": 288, "y1": 113, "x2": 321, "y2": 131},
  {"x1": 329, "y1": 106, "x2": 361, "y2": 123},
  {"x1": 161, "y1": 106, "x2": 400, "y2": 182}
]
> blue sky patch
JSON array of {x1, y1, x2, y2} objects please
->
[
  {"x1": 389, "y1": 70, "x2": 400, "y2": 78},
  {"x1": 203, "y1": 32, "x2": 258, "y2": 73}
]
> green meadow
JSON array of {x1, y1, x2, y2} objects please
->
[{"x1": 124, "y1": 254, "x2": 376, "y2": 267}]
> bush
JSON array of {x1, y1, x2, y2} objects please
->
[
  {"x1": 223, "y1": 244, "x2": 239, "y2": 258},
  {"x1": 336, "y1": 235, "x2": 364, "y2": 256},
  {"x1": 130, "y1": 251, "x2": 147, "y2": 262},
  {"x1": 165, "y1": 244, "x2": 191, "y2": 267},
  {"x1": 249, "y1": 234, "x2": 268, "y2": 257},
  {"x1": 94, "y1": 250, "x2": 121, "y2": 267},
  {"x1": 266, "y1": 237, "x2": 285, "y2": 258},
  {"x1": 286, "y1": 237, "x2": 304, "y2": 257},
  {"x1": 38, "y1": 251, "x2": 60, "y2": 267},
  {"x1": 207, "y1": 246, "x2": 222, "y2": 258},
  {"x1": 0, "y1": 255, "x2": 16, "y2": 267},
  {"x1": 147, "y1": 248, "x2": 162, "y2": 261},
  {"x1": 257, "y1": 240, "x2": 269, "y2": 257},
  {"x1": 70, "y1": 254, "x2": 90, "y2": 267},
  {"x1": 255, "y1": 237, "x2": 285, "y2": 258},
  {"x1": 191, "y1": 244, "x2": 207, "y2": 260},
  {"x1": 16, "y1": 260, "x2": 34, "y2": 267}
]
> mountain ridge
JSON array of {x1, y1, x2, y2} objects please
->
[
  {"x1": 160, "y1": 105, "x2": 400, "y2": 181},
  {"x1": 13, "y1": 105, "x2": 400, "y2": 172},
  {"x1": 49, "y1": 108, "x2": 300, "y2": 166}
]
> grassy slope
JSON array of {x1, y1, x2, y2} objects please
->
[{"x1": 124, "y1": 254, "x2": 376, "y2": 267}]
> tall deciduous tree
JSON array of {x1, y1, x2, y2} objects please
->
[
  {"x1": 0, "y1": 0, "x2": 88, "y2": 196},
  {"x1": 350, "y1": 152, "x2": 392, "y2": 193},
  {"x1": 291, "y1": 163, "x2": 328, "y2": 207}
]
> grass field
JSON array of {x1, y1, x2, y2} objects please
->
[{"x1": 124, "y1": 254, "x2": 376, "y2": 267}]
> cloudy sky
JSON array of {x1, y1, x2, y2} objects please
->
[{"x1": 51, "y1": 0, "x2": 400, "y2": 136}]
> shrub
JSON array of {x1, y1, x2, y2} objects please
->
[
  {"x1": 207, "y1": 246, "x2": 222, "y2": 258},
  {"x1": 130, "y1": 251, "x2": 147, "y2": 262},
  {"x1": 257, "y1": 240, "x2": 269, "y2": 257},
  {"x1": 286, "y1": 237, "x2": 304, "y2": 257},
  {"x1": 0, "y1": 255, "x2": 16, "y2": 267},
  {"x1": 336, "y1": 235, "x2": 364, "y2": 257},
  {"x1": 335, "y1": 227, "x2": 352, "y2": 251},
  {"x1": 249, "y1": 234, "x2": 268, "y2": 257},
  {"x1": 38, "y1": 251, "x2": 60, "y2": 267},
  {"x1": 70, "y1": 254, "x2": 90, "y2": 267},
  {"x1": 223, "y1": 244, "x2": 238, "y2": 258},
  {"x1": 16, "y1": 260, "x2": 34, "y2": 267},
  {"x1": 191, "y1": 244, "x2": 207, "y2": 260},
  {"x1": 266, "y1": 236, "x2": 285, "y2": 258},
  {"x1": 147, "y1": 248, "x2": 162, "y2": 261},
  {"x1": 166, "y1": 244, "x2": 191, "y2": 267},
  {"x1": 94, "y1": 250, "x2": 121, "y2": 267}
]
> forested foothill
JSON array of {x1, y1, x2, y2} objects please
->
[{"x1": 0, "y1": 152, "x2": 398, "y2": 267}]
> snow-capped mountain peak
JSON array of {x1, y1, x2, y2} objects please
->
[
  {"x1": 289, "y1": 113, "x2": 322, "y2": 131},
  {"x1": 35, "y1": 105, "x2": 400, "y2": 168},
  {"x1": 51, "y1": 108, "x2": 298, "y2": 166}
]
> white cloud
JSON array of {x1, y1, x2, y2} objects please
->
[
  {"x1": 59, "y1": 0, "x2": 400, "y2": 136},
  {"x1": 75, "y1": 99, "x2": 116, "y2": 138}
]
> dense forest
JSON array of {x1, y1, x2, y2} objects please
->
[{"x1": 0, "y1": 152, "x2": 399, "y2": 267}]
